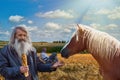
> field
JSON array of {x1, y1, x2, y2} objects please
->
[
  {"x1": 38, "y1": 54, "x2": 103, "y2": 80},
  {"x1": 0, "y1": 41, "x2": 65, "y2": 47},
  {"x1": 0, "y1": 41, "x2": 8, "y2": 49}
]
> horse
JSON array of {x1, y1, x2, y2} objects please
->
[{"x1": 60, "y1": 24, "x2": 120, "y2": 80}]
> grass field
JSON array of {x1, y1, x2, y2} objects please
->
[
  {"x1": 0, "y1": 41, "x2": 8, "y2": 48},
  {"x1": 0, "y1": 41, "x2": 65, "y2": 48},
  {"x1": 0, "y1": 54, "x2": 102, "y2": 80}
]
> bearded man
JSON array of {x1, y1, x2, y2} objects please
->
[{"x1": 0, "y1": 26, "x2": 64, "y2": 80}]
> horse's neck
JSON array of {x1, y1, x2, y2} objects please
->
[{"x1": 85, "y1": 30, "x2": 120, "y2": 60}]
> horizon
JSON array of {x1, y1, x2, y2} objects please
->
[{"x1": 0, "y1": 40, "x2": 67, "y2": 43}]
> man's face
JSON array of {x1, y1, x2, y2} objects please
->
[
  {"x1": 15, "y1": 29, "x2": 27, "y2": 42},
  {"x1": 13, "y1": 29, "x2": 31, "y2": 57}
]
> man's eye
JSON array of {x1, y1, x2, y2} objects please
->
[
  {"x1": 18, "y1": 34, "x2": 22, "y2": 36},
  {"x1": 18, "y1": 34, "x2": 26, "y2": 37}
]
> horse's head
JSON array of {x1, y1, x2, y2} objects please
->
[{"x1": 61, "y1": 24, "x2": 87, "y2": 58}]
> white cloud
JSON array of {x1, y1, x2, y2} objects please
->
[
  {"x1": 108, "y1": 13, "x2": 120, "y2": 20},
  {"x1": 64, "y1": 28, "x2": 71, "y2": 33},
  {"x1": 28, "y1": 20, "x2": 33, "y2": 24},
  {"x1": 45, "y1": 22, "x2": 61, "y2": 30},
  {"x1": 34, "y1": 23, "x2": 74, "y2": 42},
  {"x1": 90, "y1": 23, "x2": 101, "y2": 29},
  {"x1": 105, "y1": 24, "x2": 118, "y2": 30},
  {"x1": 0, "y1": 31, "x2": 10, "y2": 35},
  {"x1": 90, "y1": 23, "x2": 119, "y2": 32},
  {"x1": 96, "y1": 7, "x2": 120, "y2": 20},
  {"x1": 9, "y1": 15, "x2": 24, "y2": 22},
  {"x1": 36, "y1": 9, "x2": 74, "y2": 19},
  {"x1": 96, "y1": 9, "x2": 110, "y2": 15},
  {"x1": 108, "y1": 7, "x2": 120, "y2": 19}
]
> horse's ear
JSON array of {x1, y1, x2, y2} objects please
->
[{"x1": 77, "y1": 24, "x2": 84, "y2": 32}]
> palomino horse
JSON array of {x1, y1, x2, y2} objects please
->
[{"x1": 61, "y1": 24, "x2": 120, "y2": 80}]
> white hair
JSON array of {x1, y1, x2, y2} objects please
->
[{"x1": 9, "y1": 26, "x2": 32, "y2": 46}]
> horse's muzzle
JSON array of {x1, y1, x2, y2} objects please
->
[{"x1": 60, "y1": 48, "x2": 69, "y2": 58}]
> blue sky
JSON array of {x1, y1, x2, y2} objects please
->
[{"x1": 0, "y1": 0, "x2": 120, "y2": 42}]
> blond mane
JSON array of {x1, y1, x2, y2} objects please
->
[{"x1": 78, "y1": 24, "x2": 120, "y2": 60}]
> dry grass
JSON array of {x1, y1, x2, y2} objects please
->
[
  {"x1": 0, "y1": 54, "x2": 103, "y2": 80},
  {"x1": 39, "y1": 54, "x2": 103, "y2": 80}
]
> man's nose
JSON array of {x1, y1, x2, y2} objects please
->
[{"x1": 21, "y1": 35, "x2": 26, "y2": 40}]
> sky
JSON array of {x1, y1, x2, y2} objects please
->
[{"x1": 0, "y1": 0, "x2": 120, "y2": 42}]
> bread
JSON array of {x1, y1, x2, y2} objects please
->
[{"x1": 22, "y1": 54, "x2": 29, "y2": 77}]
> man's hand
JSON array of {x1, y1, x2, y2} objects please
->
[
  {"x1": 20, "y1": 66, "x2": 29, "y2": 73},
  {"x1": 51, "y1": 61, "x2": 64, "y2": 68}
]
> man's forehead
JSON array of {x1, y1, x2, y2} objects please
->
[{"x1": 16, "y1": 28, "x2": 27, "y2": 34}]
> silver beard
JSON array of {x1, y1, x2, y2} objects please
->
[{"x1": 13, "y1": 39, "x2": 32, "y2": 58}]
